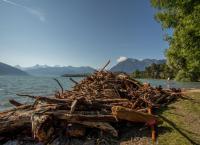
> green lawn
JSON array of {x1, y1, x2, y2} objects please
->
[{"x1": 157, "y1": 90, "x2": 200, "y2": 145}]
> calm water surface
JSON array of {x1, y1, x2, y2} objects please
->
[
  {"x1": 139, "y1": 78, "x2": 200, "y2": 89},
  {"x1": 0, "y1": 76, "x2": 200, "y2": 111},
  {"x1": 0, "y1": 76, "x2": 82, "y2": 111}
]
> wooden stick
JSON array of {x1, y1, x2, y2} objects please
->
[
  {"x1": 136, "y1": 108, "x2": 148, "y2": 112},
  {"x1": 53, "y1": 78, "x2": 64, "y2": 94},
  {"x1": 148, "y1": 108, "x2": 156, "y2": 144},
  {"x1": 100, "y1": 60, "x2": 110, "y2": 71},
  {"x1": 69, "y1": 78, "x2": 78, "y2": 84},
  {"x1": 16, "y1": 94, "x2": 36, "y2": 99},
  {"x1": 70, "y1": 100, "x2": 78, "y2": 114},
  {"x1": 9, "y1": 99, "x2": 23, "y2": 107}
]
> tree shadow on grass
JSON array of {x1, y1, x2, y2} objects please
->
[
  {"x1": 158, "y1": 115, "x2": 200, "y2": 145},
  {"x1": 110, "y1": 122, "x2": 173, "y2": 145}
]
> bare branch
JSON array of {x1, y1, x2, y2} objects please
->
[
  {"x1": 53, "y1": 78, "x2": 64, "y2": 94},
  {"x1": 69, "y1": 77, "x2": 78, "y2": 84},
  {"x1": 16, "y1": 94, "x2": 36, "y2": 99},
  {"x1": 100, "y1": 60, "x2": 110, "y2": 71}
]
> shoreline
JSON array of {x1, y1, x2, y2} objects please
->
[{"x1": 182, "y1": 88, "x2": 200, "y2": 93}]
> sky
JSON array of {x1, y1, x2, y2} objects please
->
[{"x1": 0, "y1": 0, "x2": 169, "y2": 68}]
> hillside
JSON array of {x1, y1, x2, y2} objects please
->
[
  {"x1": 0, "y1": 62, "x2": 28, "y2": 76},
  {"x1": 16, "y1": 65, "x2": 95, "y2": 76},
  {"x1": 110, "y1": 58, "x2": 166, "y2": 73}
]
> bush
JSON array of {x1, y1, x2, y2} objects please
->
[{"x1": 175, "y1": 70, "x2": 199, "y2": 82}]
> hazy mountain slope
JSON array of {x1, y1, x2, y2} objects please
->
[
  {"x1": 0, "y1": 62, "x2": 29, "y2": 76},
  {"x1": 17, "y1": 65, "x2": 95, "y2": 76},
  {"x1": 110, "y1": 58, "x2": 166, "y2": 73}
]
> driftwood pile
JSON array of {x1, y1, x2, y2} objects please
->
[{"x1": 0, "y1": 65, "x2": 182, "y2": 144}]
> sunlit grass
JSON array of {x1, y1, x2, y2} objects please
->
[{"x1": 157, "y1": 90, "x2": 200, "y2": 145}]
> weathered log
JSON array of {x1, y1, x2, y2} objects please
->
[
  {"x1": 0, "y1": 105, "x2": 33, "y2": 134},
  {"x1": 65, "y1": 124, "x2": 85, "y2": 138},
  {"x1": 125, "y1": 79, "x2": 142, "y2": 88},
  {"x1": 75, "y1": 121, "x2": 118, "y2": 137},
  {"x1": 0, "y1": 104, "x2": 32, "y2": 115},
  {"x1": 111, "y1": 106, "x2": 162, "y2": 124},
  {"x1": 31, "y1": 113, "x2": 55, "y2": 143},
  {"x1": 0, "y1": 104, "x2": 63, "y2": 135},
  {"x1": 34, "y1": 96, "x2": 68, "y2": 104},
  {"x1": 34, "y1": 98, "x2": 112, "y2": 111},
  {"x1": 45, "y1": 111, "x2": 117, "y2": 122},
  {"x1": 17, "y1": 94, "x2": 69, "y2": 105}
]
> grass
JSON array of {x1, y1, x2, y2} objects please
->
[
  {"x1": 118, "y1": 89, "x2": 200, "y2": 145},
  {"x1": 157, "y1": 89, "x2": 200, "y2": 145}
]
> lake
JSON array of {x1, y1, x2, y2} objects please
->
[{"x1": 0, "y1": 76, "x2": 200, "y2": 111}]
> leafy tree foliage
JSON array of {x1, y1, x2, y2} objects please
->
[
  {"x1": 151, "y1": 0, "x2": 200, "y2": 81},
  {"x1": 132, "y1": 63, "x2": 175, "y2": 79}
]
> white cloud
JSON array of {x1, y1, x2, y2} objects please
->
[
  {"x1": 28, "y1": 8, "x2": 45, "y2": 22},
  {"x1": 117, "y1": 56, "x2": 127, "y2": 63},
  {"x1": 2, "y1": 0, "x2": 45, "y2": 22}
]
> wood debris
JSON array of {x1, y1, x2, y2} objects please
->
[{"x1": 0, "y1": 66, "x2": 182, "y2": 144}]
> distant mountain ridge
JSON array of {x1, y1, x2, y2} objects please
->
[
  {"x1": 16, "y1": 65, "x2": 95, "y2": 76},
  {"x1": 3, "y1": 58, "x2": 166, "y2": 76},
  {"x1": 0, "y1": 62, "x2": 28, "y2": 76},
  {"x1": 110, "y1": 58, "x2": 166, "y2": 73}
]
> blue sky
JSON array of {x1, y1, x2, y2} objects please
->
[{"x1": 0, "y1": 0, "x2": 169, "y2": 68}]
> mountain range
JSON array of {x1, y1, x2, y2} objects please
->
[
  {"x1": 15, "y1": 64, "x2": 95, "y2": 76},
  {"x1": 110, "y1": 58, "x2": 166, "y2": 73},
  {"x1": 0, "y1": 58, "x2": 166, "y2": 76}
]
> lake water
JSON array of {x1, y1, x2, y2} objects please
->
[{"x1": 0, "y1": 76, "x2": 200, "y2": 111}]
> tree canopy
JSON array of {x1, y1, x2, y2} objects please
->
[
  {"x1": 132, "y1": 63, "x2": 175, "y2": 79},
  {"x1": 151, "y1": 0, "x2": 200, "y2": 81}
]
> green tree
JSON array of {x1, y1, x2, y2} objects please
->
[
  {"x1": 132, "y1": 69, "x2": 141, "y2": 78},
  {"x1": 151, "y1": 0, "x2": 200, "y2": 81},
  {"x1": 132, "y1": 63, "x2": 175, "y2": 79}
]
